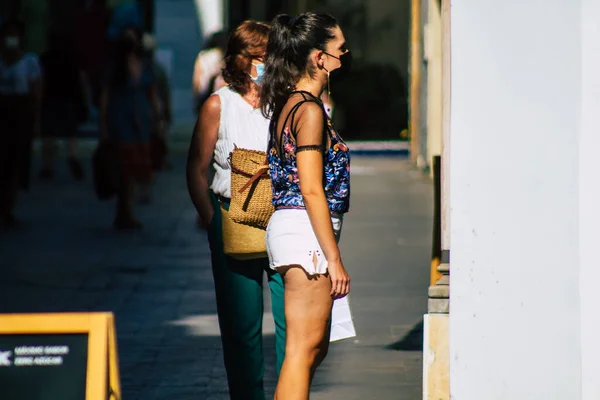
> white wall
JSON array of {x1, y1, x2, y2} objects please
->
[
  {"x1": 579, "y1": 1, "x2": 600, "y2": 399},
  {"x1": 449, "y1": 1, "x2": 582, "y2": 399}
]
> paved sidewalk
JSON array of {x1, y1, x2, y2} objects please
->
[{"x1": 0, "y1": 148, "x2": 432, "y2": 399}]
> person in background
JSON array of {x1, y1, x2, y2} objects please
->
[
  {"x1": 142, "y1": 32, "x2": 172, "y2": 170},
  {"x1": 192, "y1": 30, "x2": 229, "y2": 227},
  {"x1": 99, "y1": 26, "x2": 164, "y2": 230},
  {"x1": 186, "y1": 21, "x2": 286, "y2": 399},
  {"x1": 19, "y1": 0, "x2": 50, "y2": 56},
  {"x1": 106, "y1": 0, "x2": 143, "y2": 42},
  {"x1": 74, "y1": 0, "x2": 109, "y2": 113},
  {"x1": 39, "y1": 30, "x2": 87, "y2": 181},
  {"x1": 192, "y1": 30, "x2": 228, "y2": 114},
  {"x1": 0, "y1": 19, "x2": 42, "y2": 227}
]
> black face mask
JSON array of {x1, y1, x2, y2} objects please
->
[{"x1": 324, "y1": 50, "x2": 352, "y2": 84}]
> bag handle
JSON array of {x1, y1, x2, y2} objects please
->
[{"x1": 238, "y1": 165, "x2": 269, "y2": 193}]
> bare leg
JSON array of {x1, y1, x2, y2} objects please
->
[
  {"x1": 138, "y1": 181, "x2": 152, "y2": 205},
  {"x1": 67, "y1": 138, "x2": 84, "y2": 180},
  {"x1": 114, "y1": 176, "x2": 141, "y2": 230},
  {"x1": 274, "y1": 266, "x2": 333, "y2": 400}
]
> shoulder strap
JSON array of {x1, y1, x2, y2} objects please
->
[
  {"x1": 289, "y1": 90, "x2": 329, "y2": 135},
  {"x1": 271, "y1": 91, "x2": 330, "y2": 156}
]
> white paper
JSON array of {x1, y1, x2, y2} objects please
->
[{"x1": 330, "y1": 296, "x2": 357, "y2": 342}]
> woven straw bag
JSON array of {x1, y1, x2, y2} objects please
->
[
  {"x1": 221, "y1": 204, "x2": 267, "y2": 260},
  {"x1": 228, "y1": 146, "x2": 274, "y2": 230}
]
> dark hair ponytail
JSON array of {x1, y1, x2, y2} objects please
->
[{"x1": 260, "y1": 12, "x2": 337, "y2": 119}]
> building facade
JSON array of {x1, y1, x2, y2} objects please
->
[{"x1": 423, "y1": 1, "x2": 600, "y2": 399}]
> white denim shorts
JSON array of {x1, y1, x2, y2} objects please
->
[{"x1": 266, "y1": 209, "x2": 343, "y2": 275}]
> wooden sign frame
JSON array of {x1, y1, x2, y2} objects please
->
[{"x1": 0, "y1": 312, "x2": 121, "y2": 400}]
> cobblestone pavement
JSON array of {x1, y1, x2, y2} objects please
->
[{"x1": 0, "y1": 146, "x2": 432, "y2": 399}]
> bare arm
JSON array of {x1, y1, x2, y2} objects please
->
[
  {"x1": 192, "y1": 53, "x2": 205, "y2": 95},
  {"x1": 148, "y1": 84, "x2": 166, "y2": 136},
  {"x1": 186, "y1": 94, "x2": 220, "y2": 229},
  {"x1": 295, "y1": 102, "x2": 350, "y2": 298},
  {"x1": 148, "y1": 84, "x2": 162, "y2": 118}
]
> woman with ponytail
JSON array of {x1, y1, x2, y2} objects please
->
[
  {"x1": 186, "y1": 20, "x2": 286, "y2": 399},
  {"x1": 261, "y1": 12, "x2": 353, "y2": 399}
]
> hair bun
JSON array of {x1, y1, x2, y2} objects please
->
[{"x1": 274, "y1": 14, "x2": 293, "y2": 30}]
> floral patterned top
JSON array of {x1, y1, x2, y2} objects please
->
[{"x1": 268, "y1": 92, "x2": 351, "y2": 215}]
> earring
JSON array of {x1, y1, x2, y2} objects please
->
[{"x1": 326, "y1": 70, "x2": 331, "y2": 96}]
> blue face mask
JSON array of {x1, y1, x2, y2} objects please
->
[{"x1": 250, "y1": 62, "x2": 265, "y2": 85}]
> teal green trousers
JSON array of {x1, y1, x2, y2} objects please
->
[{"x1": 208, "y1": 193, "x2": 286, "y2": 399}]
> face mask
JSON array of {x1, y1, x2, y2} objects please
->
[
  {"x1": 250, "y1": 62, "x2": 265, "y2": 85},
  {"x1": 4, "y1": 36, "x2": 19, "y2": 49},
  {"x1": 324, "y1": 50, "x2": 353, "y2": 84}
]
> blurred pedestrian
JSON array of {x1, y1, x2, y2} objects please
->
[
  {"x1": 0, "y1": 19, "x2": 42, "y2": 227},
  {"x1": 192, "y1": 30, "x2": 228, "y2": 114},
  {"x1": 260, "y1": 12, "x2": 352, "y2": 398},
  {"x1": 142, "y1": 32, "x2": 172, "y2": 170},
  {"x1": 99, "y1": 26, "x2": 164, "y2": 230},
  {"x1": 74, "y1": 0, "x2": 109, "y2": 112},
  {"x1": 186, "y1": 21, "x2": 285, "y2": 399},
  {"x1": 39, "y1": 30, "x2": 88, "y2": 181},
  {"x1": 106, "y1": 0, "x2": 143, "y2": 42}
]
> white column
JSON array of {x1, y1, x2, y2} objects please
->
[
  {"x1": 195, "y1": 0, "x2": 225, "y2": 37},
  {"x1": 580, "y1": 1, "x2": 600, "y2": 399},
  {"x1": 449, "y1": 1, "x2": 582, "y2": 399}
]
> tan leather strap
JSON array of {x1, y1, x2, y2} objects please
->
[{"x1": 239, "y1": 165, "x2": 269, "y2": 193}]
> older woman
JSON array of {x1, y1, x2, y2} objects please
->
[{"x1": 186, "y1": 21, "x2": 285, "y2": 399}]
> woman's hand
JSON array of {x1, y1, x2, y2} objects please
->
[{"x1": 328, "y1": 259, "x2": 350, "y2": 299}]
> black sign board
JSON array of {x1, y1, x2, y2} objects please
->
[
  {"x1": 0, "y1": 313, "x2": 121, "y2": 400},
  {"x1": 0, "y1": 334, "x2": 88, "y2": 399}
]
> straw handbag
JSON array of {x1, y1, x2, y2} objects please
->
[
  {"x1": 222, "y1": 146, "x2": 274, "y2": 260},
  {"x1": 228, "y1": 146, "x2": 274, "y2": 229},
  {"x1": 221, "y1": 204, "x2": 268, "y2": 260}
]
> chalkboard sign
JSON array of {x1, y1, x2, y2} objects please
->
[{"x1": 0, "y1": 313, "x2": 121, "y2": 400}]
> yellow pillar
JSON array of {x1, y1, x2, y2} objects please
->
[{"x1": 409, "y1": 0, "x2": 422, "y2": 163}]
